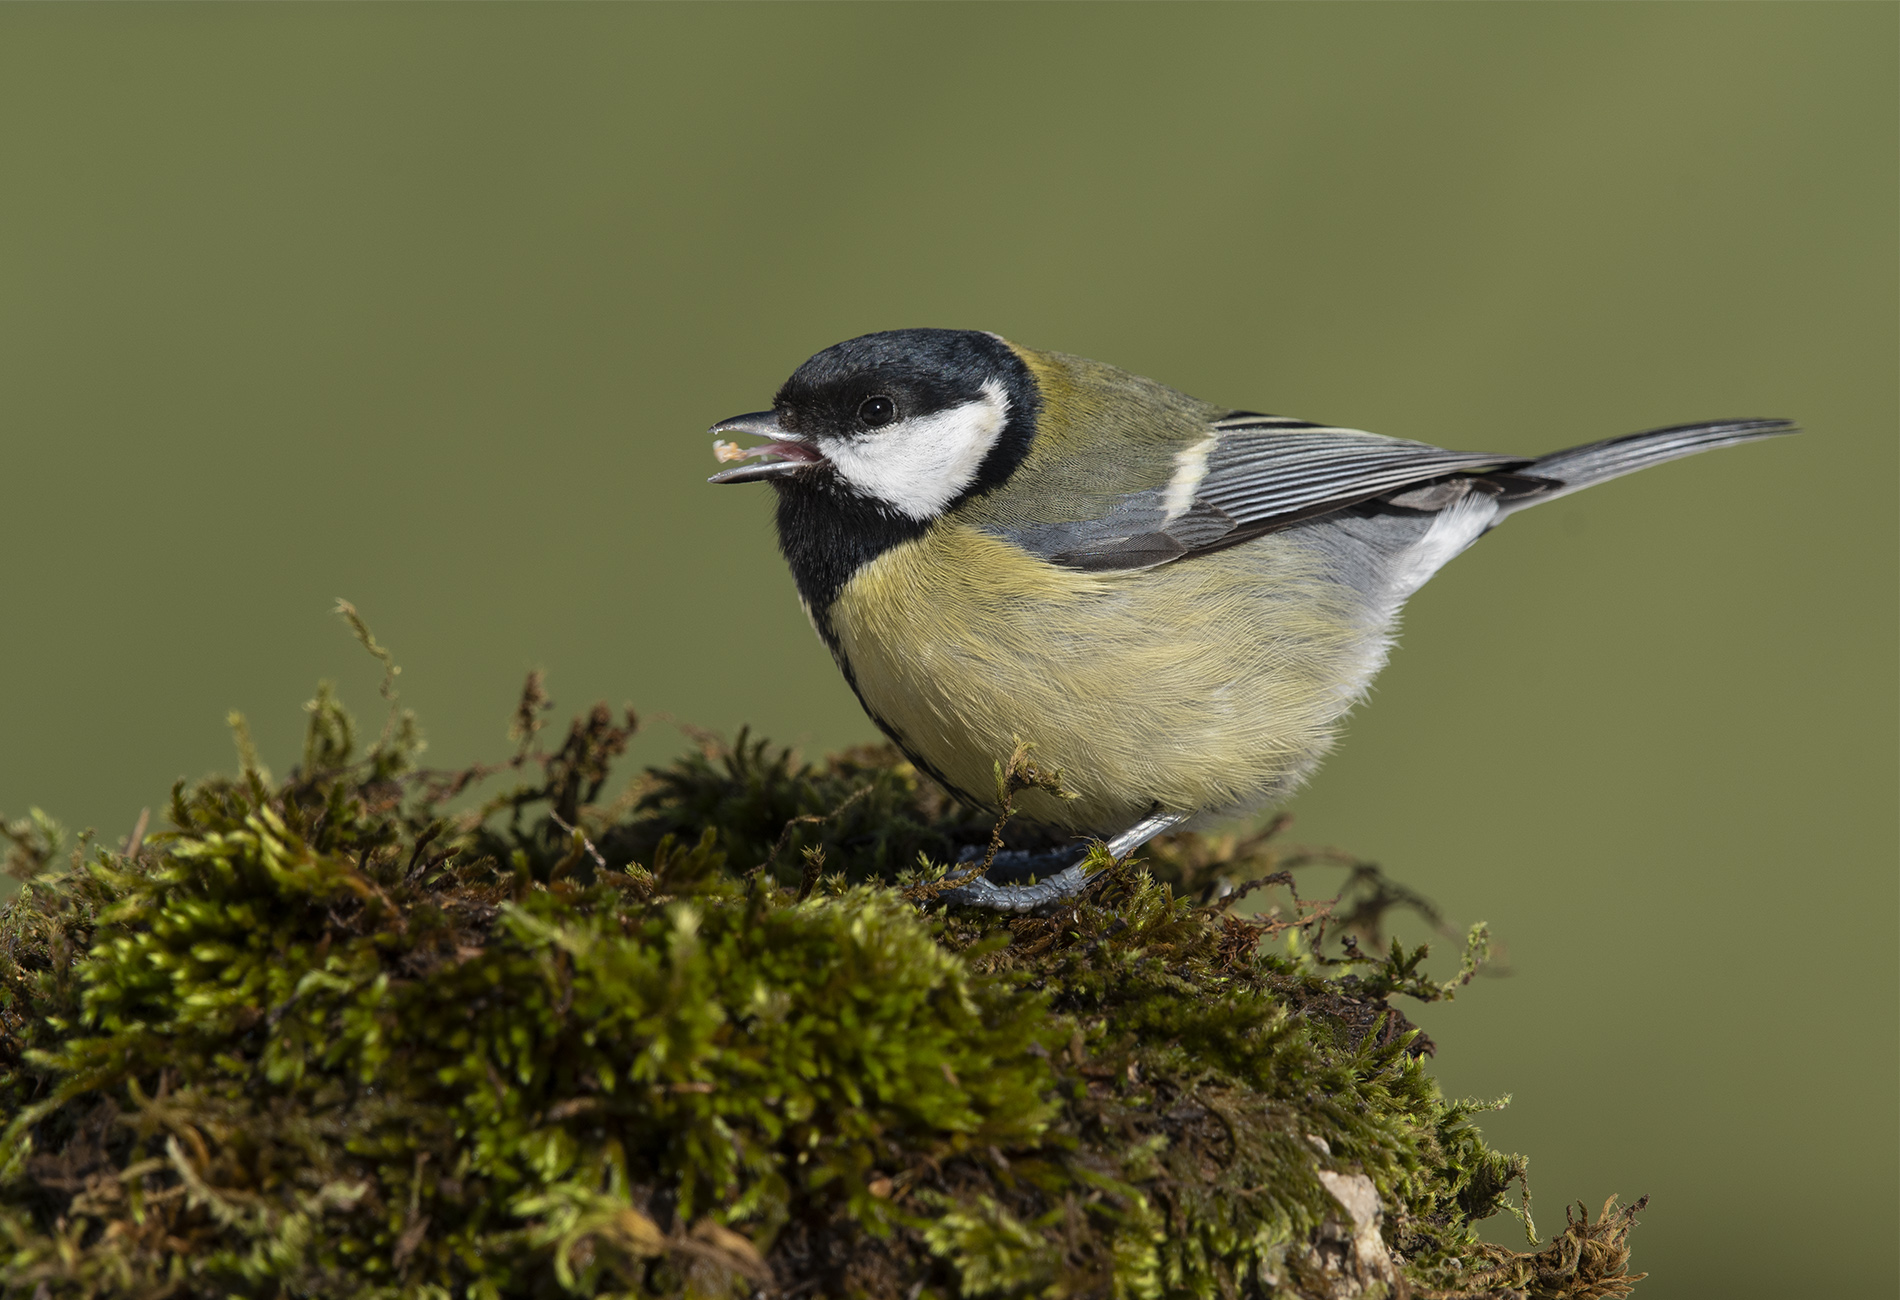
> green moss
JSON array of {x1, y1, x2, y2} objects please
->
[{"x1": 0, "y1": 626, "x2": 1649, "y2": 1299}]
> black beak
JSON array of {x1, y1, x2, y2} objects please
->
[{"x1": 707, "y1": 410, "x2": 826, "y2": 484}]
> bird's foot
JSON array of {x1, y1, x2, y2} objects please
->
[
  {"x1": 937, "y1": 847, "x2": 1094, "y2": 915},
  {"x1": 935, "y1": 811, "x2": 1188, "y2": 915}
]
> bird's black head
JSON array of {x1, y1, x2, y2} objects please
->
[
  {"x1": 708, "y1": 328, "x2": 1040, "y2": 521},
  {"x1": 705, "y1": 328, "x2": 1043, "y2": 630}
]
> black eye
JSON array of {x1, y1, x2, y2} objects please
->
[{"x1": 857, "y1": 395, "x2": 897, "y2": 429}]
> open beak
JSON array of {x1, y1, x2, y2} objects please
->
[{"x1": 707, "y1": 410, "x2": 825, "y2": 484}]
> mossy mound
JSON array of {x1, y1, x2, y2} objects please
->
[{"x1": 0, "y1": 652, "x2": 1646, "y2": 1298}]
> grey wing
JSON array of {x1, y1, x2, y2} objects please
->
[{"x1": 1002, "y1": 414, "x2": 1529, "y2": 572}]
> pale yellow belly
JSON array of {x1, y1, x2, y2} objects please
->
[{"x1": 826, "y1": 522, "x2": 1386, "y2": 835}]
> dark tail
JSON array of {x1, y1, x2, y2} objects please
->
[{"x1": 1498, "y1": 419, "x2": 1798, "y2": 515}]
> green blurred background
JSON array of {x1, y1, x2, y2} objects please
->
[{"x1": 1, "y1": 3, "x2": 1892, "y2": 1295}]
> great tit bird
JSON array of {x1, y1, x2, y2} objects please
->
[{"x1": 709, "y1": 329, "x2": 1794, "y2": 912}]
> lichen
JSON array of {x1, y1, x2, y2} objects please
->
[{"x1": 0, "y1": 618, "x2": 1648, "y2": 1299}]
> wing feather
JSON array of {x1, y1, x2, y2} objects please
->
[
  {"x1": 1194, "y1": 427, "x2": 1516, "y2": 522},
  {"x1": 983, "y1": 413, "x2": 1526, "y2": 572},
  {"x1": 978, "y1": 408, "x2": 1787, "y2": 574}
]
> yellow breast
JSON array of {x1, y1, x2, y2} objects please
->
[{"x1": 825, "y1": 521, "x2": 1383, "y2": 834}]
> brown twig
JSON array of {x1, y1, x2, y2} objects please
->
[
  {"x1": 509, "y1": 669, "x2": 550, "y2": 761},
  {"x1": 548, "y1": 812, "x2": 609, "y2": 875},
  {"x1": 756, "y1": 784, "x2": 874, "y2": 880},
  {"x1": 122, "y1": 808, "x2": 150, "y2": 861},
  {"x1": 1212, "y1": 868, "x2": 1294, "y2": 915}
]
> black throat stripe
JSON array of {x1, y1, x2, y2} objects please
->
[{"x1": 772, "y1": 479, "x2": 931, "y2": 649}]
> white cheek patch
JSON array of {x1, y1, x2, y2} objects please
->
[{"x1": 822, "y1": 379, "x2": 1011, "y2": 520}]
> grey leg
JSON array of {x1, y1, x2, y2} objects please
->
[{"x1": 937, "y1": 811, "x2": 1188, "y2": 914}]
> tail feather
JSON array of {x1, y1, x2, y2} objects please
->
[{"x1": 1498, "y1": 418, "x2": 1797, "y2": 514}]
